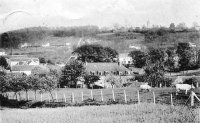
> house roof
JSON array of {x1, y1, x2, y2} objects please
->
[
  {"x1": 119, "y1": 53, "x2": 130, "y2": 58},
  {"x1": 9, "y1": 57, "x2": 39, "y2": 62},
  {"x1": 11, "y1": 65, "x2": 37, "y2": 71},
  {"x1": 85, "y1": 63, "x2": 130, "y2": 73}
]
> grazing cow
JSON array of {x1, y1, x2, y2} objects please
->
[
  {"x1": 140, "y1": 84, "x2": 151, "y2": 91},
  {"x1": 175, "y1": 84, "x2": 195, "y2": 94}
]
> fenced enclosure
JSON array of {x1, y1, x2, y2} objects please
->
[{"x1": 2, "y1": 87, "x2": 200, "y2": 107}]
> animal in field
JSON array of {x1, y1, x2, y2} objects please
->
[
  {"x1": 175, "y1": 84, "x2": 195, "y2": 94},
  {"x1": 140, "y1": 83, "x2": 151, "y2": 91}
]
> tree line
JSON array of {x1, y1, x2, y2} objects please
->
[{"x1": 128, "y1": 42, "x2": 200, "y2": 87}]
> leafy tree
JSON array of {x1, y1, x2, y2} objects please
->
[
  {"x1": 27, "y1": 74, "x2": 42, "y2": 100},
  {"x1": 0, "y1": 56, "x2": 8, "y2": 69},
  {"x1": 60, "y1": 60, "x2": 85, "y2": 88},
  {"x1": 0, "y1": 69, "x2": 8, "y2": 94},
  {"x1": 144, "y1": 62, "x2": 165, "y2": 87},
  {"x1": 104, "y1": 47, "x2": 118, "y2": 62},
  {"x1": 147, "y1": 48, "x2": 166, "y2": 64},
  {"x1": 84, "y1": 74, "x2": 100, "y2": 89},
  {"x1": 19, "y1": 74, "x2": 31, "y2": 100},
  {"x1": 39, "y1": 57, "x2": 46, "y2": 64},
  {"x1": 165, "y1": 48, "x2": 176, "y2": 74},
  {"x1": 176, "y1": 43, "x2": 194, "y2": 71},
  {"x1": 6, "y1": 73, "x2": 25, "y2": 98},
  {"x1": 169, "y1": 23, "x2": 175, "y2": 31},
  {"x1": 128, "y1": 50, "x2": 147, "y2": 68},
  {"x1": 73, "y1": 44, "x2": 118, "y2": 62},
  {"x1": 40, "y1": 72, "x2": 58, "y2": 100}
]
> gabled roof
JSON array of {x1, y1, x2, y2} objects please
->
[
  {"x1": 85, "y1": 63, "x2": 130, "y2": 72},
  {"x1": 11, "y1": 65, "x2": 36, "y2": 71}
]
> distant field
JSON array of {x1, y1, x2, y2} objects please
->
[{"x1": 1, "y1": 103, "x2": 200, "y2": 123}]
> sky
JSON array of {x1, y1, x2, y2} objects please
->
[{"x1": 0, "y1": 0, "x2": 200, "y2": 32}]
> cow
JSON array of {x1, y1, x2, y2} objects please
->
[
  {"x1": 140, "y1": 83, "x2": 151, "y2": 91},
  {"x1": 175, "y1": 84, "x2": 195, "y2": 94}
]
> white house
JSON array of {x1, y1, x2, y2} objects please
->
[
  {"x1": 119, "y1": 53, "x2": 132, "y2": 65},
  {"x1": 0, "y1": 49, "x2": 6, "y2": 56},
  {"x1": 8, "y1": 57, "x2": 39, "y2": 67}
]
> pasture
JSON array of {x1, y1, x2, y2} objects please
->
[
  {"x1": 6, "y1": 87, "x2": 200, "y2": 107},
  {"x1": 1, "y1": 103, "x2": 200, "y2": 123}
]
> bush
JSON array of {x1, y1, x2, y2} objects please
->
[
  {"x1": 39, "y1": 57, "x2": 46, "y2": 64},
  {"x1": 183, "y1": 77, "x2": 198, "y2": 87}
]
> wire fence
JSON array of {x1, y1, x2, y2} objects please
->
[{"x1": 3, "y1": 88, "x2": 200, "y2": 107}]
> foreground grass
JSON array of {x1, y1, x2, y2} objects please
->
[{"x1": 1, "y1": 103, "x2": 200, "y2": 123}]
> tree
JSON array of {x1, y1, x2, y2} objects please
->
[
  {"x1": 39, "y1": 57, "x2": 46, "y2": 64},
  {"x1": 144, "y1": 62, "x2": 165, "y2": 87},
  {"x1": 169, "y1": 23, "x2": 175, "y2": 31},
  {"x1": 147, "y1": 48, "x2": 166, "y2": 64},
  {"x1": 165, "y1": 48, "x2": 176, "y2": 74},
  {"x1": 104, "y1": 47, "x2": 118, "y2": 62},
  {"x1": 0, "y1": 56, "x2": 8, "y2": 69},
  {"x1": 176, "y1": 22, "x2": 187, "y2": 31},
  {"x1": 73, "y1": 44, "x2": 118, "y2": 62},
  {"x1": 27, "y1": 74, "x2": 42, "y2": 100},
  {"x1": 60, "y1": 60, "x2": 85, "y2": 88},
  {"x1": 6, "y1": 73, "x2": 25, "y2": 99},
  {"x1": 0, "y1": 69, "x2": 8, "y2": 94},
  {"x1": 84, "y1": 74, "x2": 100, "y2": 89},
  {"x1": 128, "y1": 50, "x2": 147, "y2": 68},
  {"x1": 40, "y1": 72, "x2": 58, "y2": 100},
  {"x1": 176, "y1": 43, "x2": 194, "y2": 71}
]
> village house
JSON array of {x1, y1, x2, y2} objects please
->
[
  {"x1": 11, "y1": 65, "x2": 36, "y2": 75},
  {"x1": 118, "y1": 53, "x2": 132, "y2": 65},
  {"x1": 7, "y1": 57, "x2": 39, "y2": 67},
  {"x1": 0, "y1": 49, "x2": 6, "y2": 56},
  {"x1": 83, "y1": 62, "x2": 132, "y2": 88}
]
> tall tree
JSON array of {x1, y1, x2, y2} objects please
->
[
  {"x1": 73, "y1": 44, "x2": 118, "y2": 62},
  {"x1": 0, "y1": 56, "x2": 8, "y2": 69},
  {"x1": 60, "y1": 60, "x2": 85, "y2": 88},
  {"x1": 84, "y1": 74, "x2": 100, "y2": 89},
  {"x1": 128, "y1": 50, "x2": 147, "y2": 68},
  {"x1": 176, "y1": 43, "x2": 194, "y2": 71}
]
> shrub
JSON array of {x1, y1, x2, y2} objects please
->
[{"x1": 183, "y1": 77, "x2": 198, "y2": 87}]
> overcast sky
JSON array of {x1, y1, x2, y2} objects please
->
[{"x1": 0, "y1": 0, "x2": 200, "y2": 32}]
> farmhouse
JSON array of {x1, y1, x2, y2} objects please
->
[
  {"x1": 118, "y1": 53, "x2": 132, "y2": 65},
  {"x1": 85, "y1": 62, "x2": 131, "y2": 76},
  {"x1": 7, "y1": 57, "x2": 39, "y2": 67},
  {"x1": 11, "y1": 65, "x2": 36, "y2": 75}
]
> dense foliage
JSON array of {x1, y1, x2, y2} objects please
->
[
  {"x1": 73, "y1": 44, "x2": 118, "y2": 62},
  {"x1": 60, "y1": 60, "x2": 85, "y2": 88}
]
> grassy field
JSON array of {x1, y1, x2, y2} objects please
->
[{"x1": 1, "y1": 103, "x2": 200, "y2": 123}]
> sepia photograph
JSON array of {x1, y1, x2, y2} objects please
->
[{"x1": 0, "y1": 0, "x2": 200, "y2": 123}]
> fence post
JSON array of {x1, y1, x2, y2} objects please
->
[
  {"x1": 72, "y1": 92, "x2": 75, "y2": 103},
  {"x1": 91, "y1": 90, "x2": 93, "y2": 99},
  {"x1": 40, "y1": 93, "x2": 43, "y2": 102},
  {"x1": 124, "y1": 90, "x2": 127, "y2": 103},
  {"x1": 112, "y1": 90, "x2": 115, "y2": 101},
  {"x1": 48, "y1": 95, "x2": 51, "y2": 103},
  {"x1": 191, "y1": 91, "x2": 194, "y2": 107},
  {"x1": 27, "y1": 92, "x2": 29, "y2": 101},
  {"x1": 137, "y1": 90, "x2": 140, "y2": 104},
  {"x1": 55, "y1": 91, "x2": 58, "y2": 102},
  {"x1": 101, "y1": 89, "x2": 104, "y2": 102},
  {"x1": 64, "y1": 93, "x2": 66, "y2": 103},
  {"x1": 81, "y1": 92, "x2": 84, "y2": 101},
  {"x1": 153, "y1": 92, "x2": 155, "y2": 104},
  {"x1": 171, "y1": 94, "x2": 173, "y2": 106}
]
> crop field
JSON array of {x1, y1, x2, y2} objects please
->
[{"x1": 1, "y1": 103, "x2": 200, "y2": 123}]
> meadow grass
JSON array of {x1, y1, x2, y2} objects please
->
[{"x1": 1, "y1": 103, "x2": 200, "y2": 123}]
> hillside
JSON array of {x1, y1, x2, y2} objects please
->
[{"x1": 1, "y1": 27, "x2": 200, "y2": 64}]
